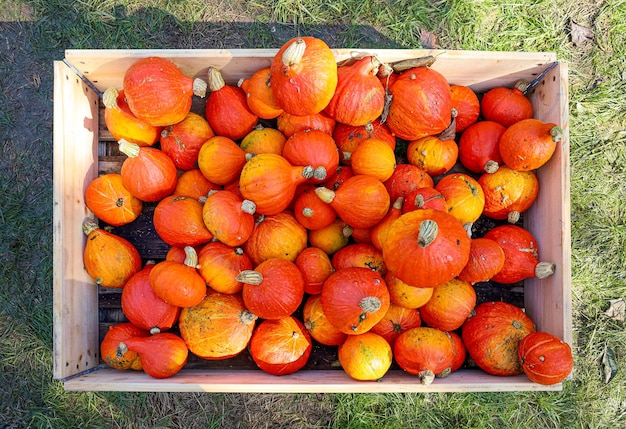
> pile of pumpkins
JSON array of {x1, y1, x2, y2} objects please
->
[{"x1": 85, "y1": 36, "x2": 573, "y2": 385}]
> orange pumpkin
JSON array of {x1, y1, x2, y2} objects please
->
[
  {"x1": 270, "y1": 36, "x2": 338, "y2": 116},
  {"x1": 435, "y1": 173, "x2": 485, "y2": 227},
  {"x1": 457, "y1": 237, "x2": 506, "y2": 285},
  {"x1": 202, "y1": 190, "x2": 256, "y2": 247},
  {"x1": 458, "y1": 120, "x2": 506, "y2": 174},
  {"x1": 238, "y1": 67, "x2": 283, "y2": 119},
  {"x1": 239, "y1": 125, "x2": 287, "y2": 156},
  {"x1": 307, "y1": 218, "x2": 352, "y2": 255},
  {"x1": 123, "y1": 56, "x2": 206, "y2": 127},
  {"x1": 149, "y1": 246, "x2": 207, "y2": 308},
  {"x1": 197, "y1": 242, "x2": 252, "y2": 295},
  {"x1": 333, "y1": 119, "x2": 396, "y2": 166},
  {"x1": 116, "y1": 332, "x2": 188, "y2": 379},
  {"x1": 153, "y1": 195, "x2": 213, "y2": 247},
  {"x1": 82, "y1": 220, "x2": 142, "y2": 288},
  {"x1": 401, "y1": 187, "x2": 447, "y2": 214},
  {"x1": 406, "y1": 134, "x2": 458, "y2": 176},
  {"x1": 499, "y1": 118, "x2": 563, "y2": 171},
  {"x1": 370, "y1": 197, "x2": 404, "y2": 251},
  {"x1": 302, "y1": 294, "x2": 347, "y2": 346},
  {"x1": 338, "y1": 332, "x2": 393, "y2": 381},
  {"x1": 349, "y1": 138, "x2": 397, "y2": 182},
  {"x1": 393, "y1": 327, "x2": 456, "y2": 384},
  {"x1": 419, "y1": 277, "x2": 476, "y2": 332},
  {"x1": 178, "y1": 292, "x2": 257, "y2": 360},
  {"x1": 385, "y1": 271, "x2": 434, "y2": 308},
  {"x1": 449, "y1": 84, "x2": 480, "y2": 133},
  {"x1": 449, "y1": 331, "x2": 467, "y2": 373},
  {"x1": 100, "y1": 323, "x2": 148, "y2": 370},
  {"x1": 480, "y1": 79, "x2": 533, "y2": 127},
  {"x1": 331, "y1": 243, "x2": 386, "y2": 276},
  {"x1": 102, "y1": 86, "x2": 161, "y2": 146},
  {"x1": 85, "y1": 173, "x2": 143, "y2": 227},
  {"x1": 282, "y1": 129, "x2": 340, "y2": 182},
  {"x1": 197, "y1": 136, "x2": 247, "y2": 186},
  {"x1": 479, "y1": 166, "x2": 540, "y2": 223},
  {"x1": 276, "y1": 110, "x2": 336, "y2": 137},
  {"x1": 383, "y1": 163, "x2": 433, "y2": 202},
  {"x1": 159, "y1": 112, "x2": 215, "y2": 171},
  {"x1": 518, "y1": 331, "x2": 574, "y2": 385},
  {"x1": 173, "y1": 168, "x2": 221, "y2": 200},
  {"x1": 295, "y1": 247, "x2": 335, "y2": 295},
  {"x1": 370, "y1": 303, "x2": 422, "y2": 347},
  {"x1": 243, "y1": 211, "x2": 308, "y2": 266},
  {"x1": 293, "y1": 186, "x2": 337, "y2": 231}
]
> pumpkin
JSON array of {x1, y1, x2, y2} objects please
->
[
  {"x1": 308, "y1": 219, "x2": 352, "y2": 255},
  {"x1": 295, "y1": 247, "x2": 335, "y2": 295},
  {"x1": 483, "y1": 224, "x2": 556, "y2": 284},
  {"x1": 202, "y1": 190, "x2": 256, "y2": 247},
  {"x1": 449, "y1": 331, "x2": 467, "y2": 373},
  {"x1": 385, "y1": 271, "x2": 434, "y2": 308},
  {"x1": 499, "y1": 118, "x2": 563, "y2": 171},
  {"x1": 518, "y1": 331, "x2": 574, "y2": 385},
  {"x1": 338, "y1": 332, "x2": 393, "y2": 381},
  {"x1": 293, "y1": 186, "x2": 337, "y2": 231},
  {"x1": 100, "y1": 323, "x2": 148, "y2": 370},
  {"x1": 322, "y1": 165, "x2": 354, "y2": 191},
  {"x1": 314, "y1": 174, "x2": 390, "y2": 229},
  {"x1": 239, "y1": 153, "x2": 313, "y2": 215},
  {"x1": 121, "y1": 263, "x2": 181, "y2": 334},
  {"x1": 238, "y1": 258, "x2": 304, "y2": 320},
  {"x1": 462, "y1": 301, "x2": 536, "y2": 376},
  {"x1": 302, "y1": 294, "x2": 347, "y2": 346},
  {"x1": 116, "y1": 332, "x2": 188, "y2": 379},
  {"x1": 197, "y1": 242, "x2": 252, "y2": 295},
  {"x1": 159, "y1": 112, "x2": 215, "y2": 171},
  {"x1": 282, "y1": 129, "x2": 340, "y2": 182},
  {"x1": 82, "y1": 220, "x2": 142, "y2": 288},
  {"x1": 449, "y1": 84, "x2": 480, "y2": 133},
  {"x1": 393, "y1": 327, "x2": 456, "y2": 384},
  {"x1": 173, "y1": 168, "x2": 221, "y2": 200},
  {"x1": 370, "y1": 197, "x2": 404, "y2": 251},
  {"x1": 178, "y1": 292, "x2": 257, "y2": 360},
  {"x1": 276, "y1": 110, "x2": 336, "y2": 137},
  {"x1": 402, "y1": 187, "x2": 447, "y2": 214},
  {"x1": 238, "y1": 67, "x2": 283, "y2": 119},
  {"x1": 239, "y1": 124, "x2": 287, "y2": 156},
  {"x1": 331, "y1": 243, "x2": 386, "y2": 276},
  {"x1": 205, "y1": 66, "x2": 258, "y2": 140},
  {"x1": 458, "y1": 120, "x2": 506, "y2": 174},
  {"x1": 481, "y1": 79, "x2": 533, "y2": 127},
  {"x1": 197, "y1": 136, "x2": 247, "y2": 186},
  {"x1": 102, "y1": 86, "x2": 161, "y2": 146},
  {"x1": 383, "y1": 163, "x2": 433, "y2": 202},
  {"x1": 386, "y1": 66, "x2": 452, "y2": 140},
  {"x1": 333, "y1": 119, "x2": 396, "y2": 166},
  {"x1": 153, "y1": 195, "x2": 214, "y2": 247},
  {"x1": 457, "y1": 237, "x2": 506, "y2": 285},
  {"x1": 249, "y1": 316, "x2": 312, "y2": 375},
  {"x1": 419, "y1": 277, "x2": 476, "y2": 332},
  {"x1": 479, "y1": 166, "x2": 539, "y2": 223},
  {"x1": 406, "y1": 134, "x2": 458, "y2": 176},
  {"x1": 118, "y1": 140, "x2": 178, "y2": 202},
  {"x1": 122, "y1": 56, "x2": 207, "y2": 127},
  {"x1": 270, "y1": 36, "x2": 338, "y2": 116},
  {"x1": 370, "y1": 303, "x2": 422, "y2": 347},
  {"x1": 243, "y1": 211, "x2": 308, "y2": 266},
  {"x1": 349, "y1": 138, "x2": 397, "y2": 182},
  {"x1": 149, "y1": 246, "x2": 207, "y2": 308},
  {"x1": 324, "y1": 55, "x2": 386, "y2": 126},
  {"x1": 435, "y1": 173, "x2": 485, "y2": 227},
  {"x1": 381, "y1": 209, "x2": 470, "y2": 288},
  {"x1": 85, "y1": 173, "x2": 143, "y2": 227},
  {"x1": 321, "y1": 267, "x2": 390, "y2": 335}
]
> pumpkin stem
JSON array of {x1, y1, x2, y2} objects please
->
[
  {"x1": 245, "y1": 152, "x2": 256, "y2": 161},
  {"x1": 391, "y1": 55, "x2": 436, "y2": 72},
  {"x1": 302, "y1": 207, "x2": 314, "y2": 218},
  {"x1": 282, "y1": 38, "x2": 306, "y2": 67},
  {"x1": 241, "y1": 199, "x2": 257, "y2": 215},
  {"x1": 234, "y1": 247, "x2": 244, "y2": 256},
  {"x1": 507, "y1": 211, "x2": 521, "y2": 224},
  {"x1": 364, "y1": 122, "x2": 374, "y2": 133},
  {"x1": 415, "y1": 194, "x2": 426, "y2": 208},
  {"x1": 484, "y1": 160, "x2": 500, "y2": 174},
  {"x1": 240, "y1": 310, "x2": 258, "y2": 326},
  {"x1": 149, "y1": 326, "x2": 161, "y2": 335},
  {"x1": 102, "y1": 86, "x2": 119, "y2": 109},
  {"x1": 301, "y1": 165, "x2": 315, "y2": 180},
  {"x1": 417, "y1": 219, "x2": 438, "y2": 248},
  {"x1": 183, "y1": 246, "x2": 199, "y2": 269},
  {"x1": 236, "y1": 270, "x2": 263, "y2": 285},
  {"x1": 116, "y1": 342, "x2": 129, "y2": 359},
  {"x1": 314, "y1": 187, "x2": 335, "y2": 204},
  {"x1": 550, "y1": 126, "x2": 564, "y2": 142},
  {"x1": 514, "y1": 79, "x2": 531, "y2": 93},
  {"x1": 392, "y1": 196, "x2": 405, "y2": 210},
  {"x1": 535, "y1": 261, "x2": 556, "y2": 279},
  {"x1": 207, "y1": 67, "x2": 225, "y2": 92},
  {"x1": 193, "y1": 78, "x2": 208, "y2": 98},
  {"x1": 418, "y1": 369, "x2": 435, "y2": 385},
  {"x1": 118, "y1": 139, "x2": 140, "y2": 158},
  {"x1": 313, "y1": 166, "x2": 327, "y2": 181},
  {"x1": 463, "y1": 222, "x2": 473, "y2": 238},
  {"x1": 342, "y1": 224, "x2": 353, "y2": 238},
  {"x1": 359, "y1": 296, "x2": 382, "y2": 313},
  {"x1": 438, "y1": 108, "x2": 457, "y2": 140},
  {"x1": 82, "y1": 220, "x2": 100, "y2": 236}
]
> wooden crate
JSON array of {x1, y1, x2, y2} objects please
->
[{"x1": 53, "y1": 48, "x2": 571, "y2": 392}]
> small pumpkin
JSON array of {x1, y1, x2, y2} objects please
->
[
  {"x1": 458, "y1": 120, "x2": 506, "y2": 174},
  {"x1": 518, "y1": 331, "x2": 574, "y2": 385},
  {"x1": 480, "y1": 79, "x2": 533, "y2": 128},
  {"x1": 322, "y1": 165, "x2": 354, "y2": 191},
  {"x1": 302, "y1": 294, "x2": 347, "y2": 346},
  {"x1": 295, "y1": 247, "x2": 335, "y2": 295},
  {"x1": 249, "y1": 316, "x2": 312, "y2": 376},
  {"x1": 479, "y1": 166, "x2": 539, "y2": 223},
  {"x1": 331, "y1": 243, "x2": 386, "y2": 276},
  {"x1": 385, "y1": 271, "x2": 434, "y2": 309},
  {"x1": 270, "y1": 36, "x2": 338, "y2": 116},
  {"x1": 197, "y1": 136, "x2": 247, "y2": 186},
  {"x1": 333, "y1": 119, "x2": 396, "y2": 166},
  {"x1": 349, "y1": 138, "x2": 397, "y2": 182},
  {"x1": 178, "y1": 292, "x2": 258, "y2": 360},
  {"x1": 82, "y1": 220, "x2": 142, "y2": 288},
  {"x1": 406, "y1": 134, "x2": 458, "y2": 177},
  {"x1": 100, "y1": 323, "x2": 148, "y2": 370},
  {"x1": 393, "y1": 327, "x2": 456, "y2": 384},
  {"x1": 307, "y1": 219, "x2": 352, "y2": 255},
  {"x1": 153, "y1": 195, "x2": 214, "y2": 247},
  {"x1": 202, "y1": 190, "x2": 256, "y2": 247},
  {"x1": 321, "y1": 267, "x2": 390, "y2": 335},
  {"x1": 197, "y1": 242, "x2": 252, "y2": 295},
  {"x1": 419, "y1": 277, "x2": 476, "y2": 332},
  {"x1": 238, "y1": 258, "x2": 305, "y2": 320},
  {"x1": 123, "y1": 56, "x2": 207, "y2": 127},
  {"x1": 205, "y1": 66, "x2": 258, "y2": 140},
  {"x1": 383, "y1": 163, "x2": 434, "y2": 202},
  {"x1": 159, "y1": 112, "x2": 215, "y2": 171},
  {"x1": 401, "y1": 187, "x2": 447, "y2": 214},
  {"x1": 276, "y1": 110, "x2": 336, "y2": 137},
  {"x1": 238, "y1": 67, "x2": 283, "y2": 119},
  {"x1": 239, "y1": 124, "x2": 287, "y2": 156},
  {"x1": 118, "y1": 140, "x2": 178, "y2": 202},
  {"x1": 449, "y1": 84, "x2": 480, "y2": 133},
  {"x1": 435, "y1": 173, "x2": 485, "y2": 228},
  {"x1": 102, "y1": 86, "x2": 161, "y2": 146},
  {"x1": 116, "y1": 332, "x2": 189, "y2": 379},
  {"x1": 370, "y1": 303, "x2": 422, "y2": 347},
  {"x1": 282, "y1": 129, "x2": 340, "y2": 183},
  {"x1": 370, "y1": 197, "x2": 404, "y2": 251},
  {"x1": 293, "y1": 185, "x2": 337, "y2": 231},
  {"x1": 457, "y1": 237, "x2": 506, "y2": 285},
  {"x1": 85, "y1": 173, "x2": 143, "y2": 227},
  {"x1": 243, "y1": 211, "x2": 308, "y2": 266},
  {"x1": 462, "y1": 301, "x2": 536, "y2": 376},
  {"x1": 499, "y1": 118, "x2": 563, "y2": 171},
  {"x1": 149, "y1": 246, "x2": 207, "y2": 308},
  {"x1": 338, "y1": 332, "x2": 393, "y2": 381},
  {"x1": 173, "y1": 168, "x2": 221, "y2": 200}
]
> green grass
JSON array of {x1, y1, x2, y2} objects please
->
[{"x1": 1, "y1": 0, "x2": 626, "y2": 427}]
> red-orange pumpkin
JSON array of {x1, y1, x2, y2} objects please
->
[
  {"x1": 458, "y1": 120, "x2": 506, "y2": 174},
  {"x1": 239, "y1": 125, "x2": 287, "y2": 156},
  {"x1": 159, "y1": 112, "x2": 215, "y2": 171},
  {"x1": 100, "y1": 323, "x2": 148, "y2": 370},
  {"x1": 383, "y1": 163, "x2": 434, "y2": 202},
  {"x1": 333, "y1": 119, "x2": 396, "y2": 166},
  {"x1": 462, "y1": 301, "x2": 536, "y2": 376},
  {"x1": 293, "y1": 186, "x2": 337, "y2": 231},
  {"x1": 321, "y1": 267, "x2": 390, "y2": 335},
  {"x1": 457, "y1": 237, "x2": 506, "y2": 285},
  {"x1": 406, "y1": 134, "x2": 458, "y2": 176},
  {"x1": 481, "y1": 79, "x2": 533, "y2": 128},
  {"x1": 393, "y1": 327, "x2": 456, "y2": 384},
  {"x1": 518, "y1": 331, "x2": 574, "y2": 385},
  {"x1": 401, "y1": 187, "x2": 447, "y2": 214},
  {"x1": 197, "y1": 136, "x2": 247, "y2": 186},
  {"x1": 381, "y1": 209, "x2": 470, "y2": 288},
  {"x1": 295, "y1": 247, "x2": 335, "y2": 295},
  {"x1": 202, "y1": 190, "x2": 256, "y2": 247},
  {"x1": 370, "y1": 197, "x2": 404, "y2": 251},
  {"x1": 243, "y1": 211, "x2": 308, "y2": 266},
  {"x1": 449, "y1": 331, "x2": 467, "y2": 373},
  {"x1": 270, "y1": 36, "x2": 338, "y2": 116},
  {"x1": 302, "y1": 293, "x2": 347, "y2": 346},
  {"x1": 116, "y1": 332, "x2": 189, "y2": 379},
  {"x1": 102, "y1": 87, "x2": 161, "y2": 146},
  {"x1": 276, "y1": 110, "x2": 336, "y2": 137},
  {"x1": 331, "y1": 243, "x2": 386, "y2": 276},
  {"x1": 385, "y1": 271, "x2": 434, "y2": 308},
  {"x1": 153, "y1": 195, "x2": 214, "y2": 247},
  {"x1": 349, "y1": 138, "x2": 397, "y2": 182},
  {"x1": 370, "y1": 303, "x2": 422, "y2": 347},
  {"x1": 149, "y1": 246, "x2": 207, "y2": 308},
  {"x1": 173, "y1": 168, "x2": 221, "y2": 200},
  {"x1": 435, "y1": 173, "x2": 485, "y2": 226},
  {"x1": 499, "y1": 118, "x2": 563, "y2": 171},
  {"x1": 449, "y1": 84, "x2": 480, "y2": 133},
  {"x1": 479, "y1": 166, "x2": 540, "y2": 223},
  {"x1": 282, "y1": 129, "x2": 339, "y2": 183},
  {"x1": 419, "y1": 278, "x2": 476, "y2": 332},
  {"x1": 85, "y1": 173, "x2": 143, "y2": 227},
  {"x1": 307, "y1": 218, "x2": 352, "y2": 255},
  {"x1": 197, "y1": 242, "x2": 252, "y2": 295},
  {"x1": 123, "y1": 56, "x2": 207, "y2": 127},
  {"x1": 238, "y1": 67, "x2": 284, "y2": 119}
]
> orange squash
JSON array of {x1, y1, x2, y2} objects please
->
[
  {"x1": 393, "y1": 327, "x2": 456, "y2": 384},
  {"x1": 458, "y1": 120, "x2": 506, "y2": 174},
  {"x1": 85, "y1": 173, "x2": 143, "y2": 227},
  {"x1": 435, "y1": 173, "x2": 485, "y2": 227},
  {"x1": 302, "y1": 293, "x2": 347, "y2": 346},
  {"x1": 499, "y1": 118, "x2": 563, "y2": 171},
  {"x1": 243, "y1": 211, "x2": 308, "y2": 266},
  {"x1": 349, "y1": 138, "x2": 396, "y2": 182},
  {"x1": 276, "y1": 110, "x2": 336, "y2": 137},
  {"x1": 100, "y1": 323, "x2": 148, "y2": 371},
  {"x1": 282, "y1": 130, "x2": 340, "y2": 183},
  {"x1": 419, "y1": 277, "x2": 476, "y2": 332},
  {"x1": 331, "y1": 243, "x2": 386, "y2": 276},
  {"x1": 149, "y1": 246, "x2": 207, "y2": 308},
  {"x1": 308, "y1": 218, "x2": 352, "y2": 255},
  {"x1": 116, "y1": 332, "x2": 188, "y2": 379},
  {"x1": 173, "y1": 168, "x2": 221, "y2": 200},
  {"x1": 480, "y1": 79, "x2": 533, "y2": 127},
  {"x1": 202, "y1": 190, "x2": 256, "y2": 247},
  {"x1": 293, "y1": 185, "x2": 337, "y2": 231},
  {"x1": 238, "y1": 67, "x2": 284, "y2": 119},
  {"x1": 197, "y1": 136, "x2": 247, "y2": 186},
  {"x1": 407, "y1": 134, "x2": 458, "y2": 176},
  {"x1": 385, "y1": 271, "x2": 434, "y2": 308},
  {"x1": 370, "y1": 197, "x2": 404, "y2": 251},
  {"x1": 159, "y1": 112, "x2": 215, "y2": 171},
  {"x1": 383, "y1": 163, "x2": 433, "y2": 202},
  {"x1": 239, "y1": 125, "x2": 287, "y2": 156},
  {"x1": 153, "y1": 195, "x2": 214, "y2": 247},
  {"x1": 479, "y1": 166, "x2": 539, "y2": 223},
  {"x1": 338, "y1": 332, "x2": 393, "y2": 381},
  {"x1": 402, "y1": 187, "x2": 447, "y2": 214},
  {"x1": 102, "y1": 87, "x2": 161, "y2": 146},
  {"x1": 449, "y1": 84, "x2": 480, "y2": 133},
  {"x1": 333, "y1": 119, "x2": 395, "y2": 165},
  {"x1": 295, "y1": 247, "x2": 335, "y2": 295},
  {"x1": 518, "y1": 331, "x2": 574, "y2": 385},
  {"x1": 370, "y1": 303, "x2": 422, "y2": 347},
  {"x1": 197, "y1": 242, "x2": 252, "y2": 295},
  {"x1": 457, "y1": 237, "x2": 506, "y2": 285}
]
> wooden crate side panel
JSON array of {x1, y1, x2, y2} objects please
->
[
  {"x1": 62, "y1": 368, "x2": 561, "y2": 393},
  {"x1": 524, "y1": 63, "x2": 572, "y2": 345},
  {"x1": 64, "y1": 49, "x2": 556, "y2": 93},
  {"x1": 53, "y1": 61, "x2": 101, "y2": 379}
]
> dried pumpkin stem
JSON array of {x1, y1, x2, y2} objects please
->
[
  {"x1": 116, "y1": 342, "x2": 129, "y2": 359},
  {"x1": 240, "y1": 310, "x2": 258, "y2": 326},
  {"x1": 241, "y1": 199, "x2": 257, "y2": 215},
  {"x1": 313, "y1": 166, "x2": 327, "y2": 181},
  {"x1": 314, "y1": 187, "x2": 336, "y2": 204},
  {"x1": 359, "y1": 296, "x2": 382, "y2": 313},
  {"x1": 236, "y1": 270, "x2": 264, "y2": 285},
  {"x1": 207, "y1": 66, "x2": 225, "y2": 92},
  {"x1": 102, "y1": 87, "x2": 119, "y2": 109},
  {"x1": 282, "y1": 38, "x2": 306, "y2": 67},
  {"x1": 118, "y1": 139, "x2": 140, "y2": 158},
  {"x1": 550, "y1": 126, "x2": 564, "y2": 142},
  {"x1": 193, "y1": 78, "x2": 208, "y2": 98},
  {"x1": 417, "y1": 219, "x2": 438, "y2": 248},
  {"x1": 535, "y1": 262, "x2": 556, "y2": 279},
  {"x1": 484, "y1": 160, "x2": 500, "y2": 173},
  {"x1": 507, "y1": 211, "x2": 521, "y2": 224},
  {"x1": 183, "y1": 246, "x2": 199, "y2": 269},
  {"x1": 418, "y1": 369, "x2": 435, "y2": 385}
]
